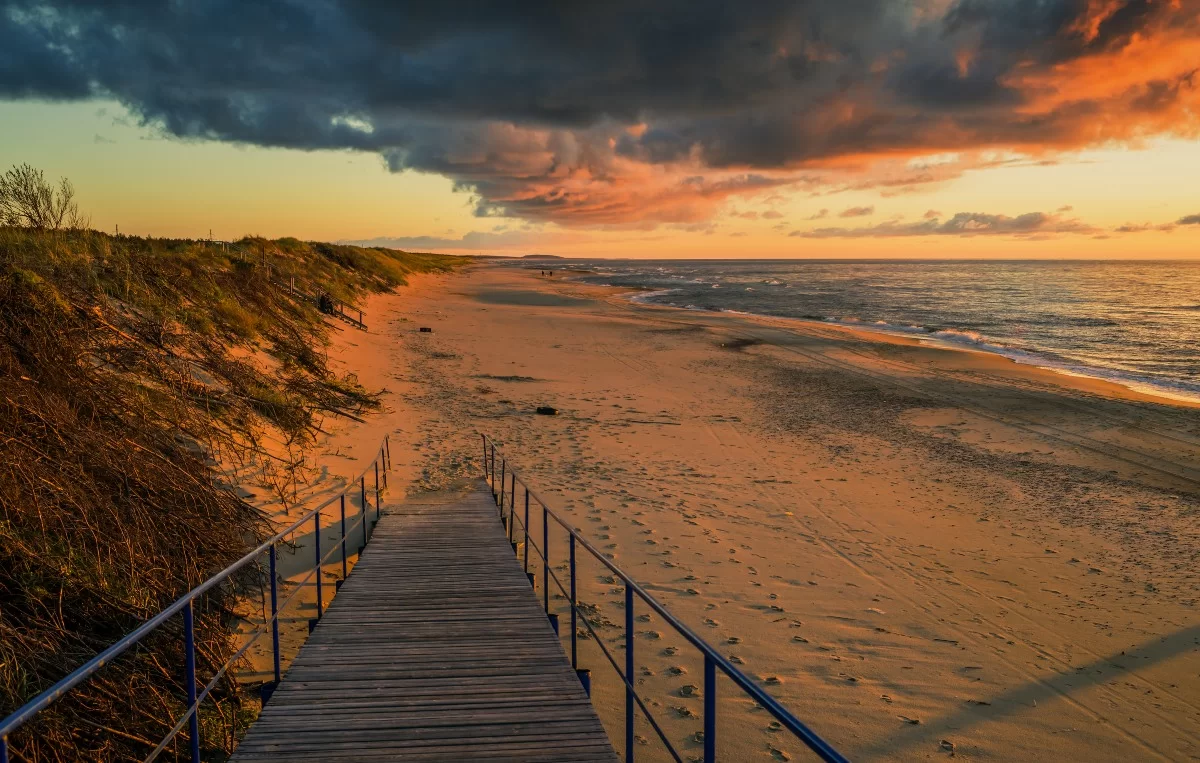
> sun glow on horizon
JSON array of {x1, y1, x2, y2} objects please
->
[{"x1": 2, "y1": 98, "x2": 1198, "y2": 259}]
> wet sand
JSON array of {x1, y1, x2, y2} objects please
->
[{"x1": 311, "y1": 263, "x2": 1199, "y2": 761}]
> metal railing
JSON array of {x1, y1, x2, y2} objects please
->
[
  {"x1": 0, "y1": 437, "x2": 393, "y2": 763},
  {"x1": 205, "y1": 239, "x2": 368, "y2": 330},
  {"x1": 481, "y1": 433, "x2": 849, "y2": 763},
  {"x1": 269, "y1": 274, "x2": 367, "y2": 330}
]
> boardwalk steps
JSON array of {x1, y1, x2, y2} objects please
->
[{"x1": 232, "y1": 482, "x2": 616, "y2": 762}]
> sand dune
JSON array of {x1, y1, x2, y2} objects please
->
[{"x1": 318, "y1": 264, "x2": 1199, "y2": 762}]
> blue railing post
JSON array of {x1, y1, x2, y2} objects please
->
[
  {"x1": 0, "y1": 438, "x2": 413, "y2": 763},
  {"x1": 499, "y1": 469, "x2": 506, "y2": 525},
  {"x1": 490, "y1": 444, "x2": 496, "y2": 498},
  {"x1": 570, "y1": 534, "x2": 578, "y2": 668},
  {"x1": 497, "y1": 462, "x2": 504, "y2": 518},
  {"x1": 375, "y1": 461, "x2": 381, "y2": 521},
  {"x1": 507, "y1": 482, "x2": 515, "y2": 544},
  {"x1": 481, "y1": 434, "x2": 488, "y2": 481},
  {"x1": 360, "y1": 476, "x2": 368, "y2": 547},
  {"x1": 340, "y1": 494, "x2": 348, "y2": 580},
  {"x1": 269, "y1": 546, "x2": 281, "y2": 685},
  {"x1": 183, "y1": 600, "x2": 201, "y2": 763},
  {"x1": 542, "y1": 505, "x2": 549, "y2": 615},
  {"x1": 704, "y1": 655, "x2": 716, "y2": 763},
  {"x1": 314, "y1": 510, "x2": 323, "y2": 620},
  {"x1": 523, "y1": 487, "x2": 530, "y2": 574},
  {"x1": 625, "y1": 584, "x2": 635, "y2": 763}
]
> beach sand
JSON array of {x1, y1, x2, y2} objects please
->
[{"x1": 295, "y1": 263, "x2": 1199, "y2": 761}]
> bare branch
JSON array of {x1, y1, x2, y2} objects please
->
[{"x1": 0, "y1": 163, "x2": 86, "y2": 230}]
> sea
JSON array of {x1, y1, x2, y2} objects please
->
[{"x1": 516, "y1": 259, "x2": 1200, "y2": 403}]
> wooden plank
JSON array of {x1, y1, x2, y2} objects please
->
[{"x1": 232, "y1": 481, "x2": 616, "y2": 762}]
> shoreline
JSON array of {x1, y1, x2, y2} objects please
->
[
  {"x1": 601, "y1": 279, "x2": 1200, "y2": 409},
  {"x1": 361, "y1": 263, "x2": 1200, "y2": 761}
]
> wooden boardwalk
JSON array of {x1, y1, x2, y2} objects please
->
[{"x1": 233, "y1": 482, "x2": 617, "y2": 762}]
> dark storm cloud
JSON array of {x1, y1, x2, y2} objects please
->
[
  {"x1": 1178, "y1": 214, "x2": 1200, "y2": 226},
  {"x1": 0, "y1": 9, "x2": 89, "y2": 98},
  {"x1": 2, "y1": 0, "x2": 1197, "y2": 225}
]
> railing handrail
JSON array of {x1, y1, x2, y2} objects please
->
[
  {"x1": 200, "y1": 239, "x2": 368, "y2": 329},
  {"x1": 0, "y1": 438, "x2": 390, "y2": 741},
  {"x1": 481, "y1": 433, "x2": 849, "y2": 763}
]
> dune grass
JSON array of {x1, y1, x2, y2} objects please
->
[{"x1": 0, "y1": 228, "x2": 462, "y2": 760}]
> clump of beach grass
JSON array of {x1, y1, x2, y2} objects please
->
[{"x1": 0, "y1": 224, "x2": 460, "y2": 760}]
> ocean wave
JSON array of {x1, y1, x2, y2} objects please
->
[
  {"x1": 612, "y1": 271, "x2": 1200, "y2": 404},
  {"x1": 1064, "y1": 317, "x2": 1121, "y2": 327},
  {"x1": 822, "y1": 317, "x2": 1200, "y2": 402},
  {"x1": 627, "y1": 288, "x2": 682, "y2": 304}
]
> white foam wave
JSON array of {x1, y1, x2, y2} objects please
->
[
  {"x1": 627, "y1": 288, "x2": 682, "y2": 304},
  {"x1": 620, "y1": 291, "x2": 1200, "y2": 403},
  {"x1": 823, "y1": 317, "x2": 1200, "y2": 402}
]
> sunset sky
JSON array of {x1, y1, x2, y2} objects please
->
[{"x1": 2, "y1": 0, "x2": 1199, "y2": 258}]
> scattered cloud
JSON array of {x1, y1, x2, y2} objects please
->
[
  {"x1": 343, "y1": 229, "x2": 569, "y2": 250},
  {"x1": 807, "y1": 209, "x2": 830, "y2": 220},
  {"x1": 839, "y1": 206, "x2": 875, "y2": 218},
  {"x1": 923, "y1": 209, "x2": 942, "y2": 219},
  {"x1": 1114, "y1": 222, "x2": 1176, "y2": 233},
  {"x1": 1179, "y1": 214, "x2": 1200, "y2": 225},
  {"x1": 796, "y1": 211, "x2": 1098, "y2": 238},
  {"x1": 762, "y1": 210, "x2": 784, "y2": 220}
]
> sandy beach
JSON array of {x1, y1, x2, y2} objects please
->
[{"x1": 309, "y1": 262, "x2": 1199, "y2": 762}]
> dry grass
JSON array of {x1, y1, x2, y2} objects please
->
[{"x1": 0, "y1": 228, "x2": 461, "y2": 760}]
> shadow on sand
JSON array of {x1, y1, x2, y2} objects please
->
[{"x1": 858, "y1": 624, "x2": 1200, "y2": 758}]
